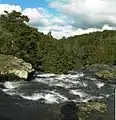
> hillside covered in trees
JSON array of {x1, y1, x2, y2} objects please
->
[{"x1": 0, "y1": 11, "x2": 116, "y2": 73}]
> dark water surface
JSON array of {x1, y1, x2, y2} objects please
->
[{"x1": 0, "y1": 71, "x2": 115, "y2": 120}]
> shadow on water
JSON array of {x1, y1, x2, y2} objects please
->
[
  {"x1": 61, "y1": 102, "x2": 79, "y2": 120},
  {"x1": 0, "y1": 116, "x2": 13, "y2": 120}
]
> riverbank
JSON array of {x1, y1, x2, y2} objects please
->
[{"x1": 1, "y1": 54, "x2": 116, "y2": 85}]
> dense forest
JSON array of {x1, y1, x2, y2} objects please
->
[{"x1": 0, "y1": 11, "x2": 116, "y2": 73}]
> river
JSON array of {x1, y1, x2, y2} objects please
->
[{"x1": 0, "y1": 70, "x2": 115, "y2": 120}]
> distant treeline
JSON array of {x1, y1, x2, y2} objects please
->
[{"x1": 0, "y1": 11, "x2": 116, "y2": 73}]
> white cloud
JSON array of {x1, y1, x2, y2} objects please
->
[
  {"x1": 40, "y1": 24, "x2": 116, "y2": 39},
  {"x1": 0, "y1": 4, "x2": 65, "y2": 27},
  {"x1": 49, "y1": 0, "x2": 116, "y2": 27},
  {"x1": 22, "y1": 9, "x2": 67, "y2": 26},
  {"x1": 0, "y1": 4, "x2": 52, "y2": 27},
  {"x1": 0, "y1": 4, "x2": 22, "y2": 14},
  {"x1": 51, "y1": 17, "x2": 65, "y2": 25},
  {"x1": 0, "y1": 2, "x2": 116, "y2": 39},
  {"x1": 22, "y1": 7, "x2": 51, "y2": 26}
]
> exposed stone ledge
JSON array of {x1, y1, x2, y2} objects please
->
[{"x1": 0, "y1": 54, "x2": 34, "y2": 81}]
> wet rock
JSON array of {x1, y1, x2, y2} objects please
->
[
  {"x1": 82, "y1": 64, "x2": 112, "y2": 73},
  {"x1": 95, "y1": 70, "x2": 116, "y2": 83},
  {"x1": 46, "y1": 102, "x2": 79, "y2": 120},
  {"x1": 27, "y1": 71, "x2": 37, "y2": 81},
  {"x1": 78, "y1": 100, "x2": 107, "y2": 120},
  {"x1": 45, "y1": 100, "x2": 107, "y2": 120},
  {"x1": 61, "y1": 102, "x2": 79, "y2": 120},
  {"x1": 82, "y1": 64, "x2": 116, "y2": 84}
]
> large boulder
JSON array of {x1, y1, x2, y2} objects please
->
[
  {"x1": 46, "y1": 102, "x2": 79, "y2": 120},
  {"x1": 82, "y1": 64, "x2": 116, "y2": 84},
  {"x1": 95, "y1": 69, "x2": 116, "y2": 82},
  {"x1": 0, "y1": 54, "x2": 34, "y2": 81},
  {"x1": 46, "y1": 100, "x2": 107, "y2": 120},
  {"x1": 94, "y1": 65, "x2": 116, "y2": 84},
  {"x1": 78, "y1": 100, "x2": 107, "y2": 120},
  {"x1": 61, "y1": 102, "x2": 79, "y2": 120}
]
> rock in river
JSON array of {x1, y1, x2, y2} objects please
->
[
  {"x1": 82, "y1": 64, "x2": 116, "y2": 84},
  {"x1": 0, "y1": 54, "x2": 34, "y2": 81}
]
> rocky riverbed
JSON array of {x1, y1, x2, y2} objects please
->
[
  {"x1": 0, "y1": 70, "x2": 115, "y2": 120},
  {"x1": 0, "y1": 55, "x2": 115, "y2": 120}
]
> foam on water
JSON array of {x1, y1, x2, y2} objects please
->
[
  {"x1": 85, "y1": 77, "x2": 96, "y2": 81},
  {"x1": 44, "y1": 94, "x2": 59, "y2": 104},
  {"x1": 2, "y1": 87, "x2": 64, "y2": 104},
  {"x1": 105, "y1": 94, "x2": 110, "y2": 98},
  {"x1": 56, "y1": 73, "x2": 84, "y2": 80},
  {"x1": 4, "y1": 81, "x2": 22, "y2": 89},
  {"x1": 21, "y1": 93, "x2": 44, "y2": 101},
  {"x1": 67, "y1": 79, "x2": 81, "y2": 84},
  {"x1": 70, "y1": 90, "x2": 89, "y2": 98},
  {"x1": 35, "y1": 73, "x2": 85, "y2": 89},
  {"x1": 4, "y1": 90, "x2": 18, "y2": 96},
  {"x1": 54, "y1": 82, "x2": 66, "y2": 87},
  {"x1": 20, "y1": 90, "x2": 68, "y2": 104},
  {"x1": 1, "y1": 81, "x2": 25, "y2": 96},
  {"x1": 81, "y1": 96, "x2": 104, "y2": 102},
  {"x1": 82, "y1": 82, "x2": 88, "y2": 87},
  {"x1": 69, "y1": 90, "x2": 104, "y2": 103},
  {"x1": 34, "y1": 78, "x2": 51, "y2": 85},
  {"x1": 37, "y1": 73, "x2": 56, "y2": 78},
  {"x1": 49, "y1": 90, "x2": 68, "y2": 101},
  {"x1": 95, "y1": 81, "x2": 105, "y2": 89},
  {"x1": 0, "y1": 72, "x2": 115, "y2": 104}
]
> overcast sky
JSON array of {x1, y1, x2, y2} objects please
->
[{"x1": 0, "y1": 0, "x2": 116, "y2": 38}]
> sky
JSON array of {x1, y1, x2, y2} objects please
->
[{"x1": 0, "y1": 0, "x2": 116, "y2": 39}]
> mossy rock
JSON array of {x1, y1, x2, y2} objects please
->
[
  {"x1": 81, "y1": 64, "x2": 116, "y2": 82},
  {"x1": 96, "y1": 70, "x2": 116, "y2": 81},
  {"x1": 78, "y1": 100, "x2": 107, "y2": 120},
  {"x1": 82, "y1": 64, "x2": 113, "y2": 73},
  {"x1": 0, "y1": 54, "x2": 34, "y2": 81},
  {"x1": 46, "y1": 101, "x2": 107, "y2": 120}
]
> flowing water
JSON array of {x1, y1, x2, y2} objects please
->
[{"x1": 0, "y1": 71, "x2": 115, "y2": 120}]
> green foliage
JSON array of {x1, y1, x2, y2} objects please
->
[
  {"x1": 1, "y1": 11, "x2": 116, "y2": 73},
  {"x1": 44, "y1": 48, "x2": 75, "y2": 73},
  {"x1": 0, "y1": 11, "x2": 76, "y2": 73},
  {"x1": 60, "y1": 30, "x2": 116, "y2": 67},
  {"x1": 0, "y1": 11, "x2": 42, "y2": 70}
]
